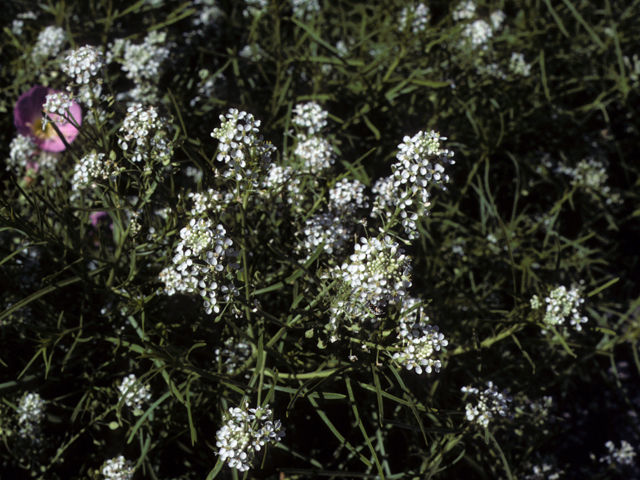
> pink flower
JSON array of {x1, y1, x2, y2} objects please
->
[
  {"x1": 14, "y1": 85, "x2": 82, "y2": 152},
  {"x1": 89, "y1": 211, "x2": 111, "y2": 228}
]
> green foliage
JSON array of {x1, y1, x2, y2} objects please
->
[{"x1": 1, "y1": 0, "x2": 640, "y2": 479}]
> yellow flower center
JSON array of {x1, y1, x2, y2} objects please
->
[{"x1": 26, "y1": 116, "x2": 60, "y2": 141}]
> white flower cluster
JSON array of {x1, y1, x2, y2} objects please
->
[
  {"x1": 8, "y1": 135, "x2": 37, "y2": 172},
  {"x1": 216, "y1": 403, "x2": 286, "y2": 472},
  {"x1": 215, "y1": 337, "x2": 252, "y2": 374},
  {"x1": 329, "y1": 179, "x2": 369, "y2": 215},
  {"x1": 461, "y1": 381, "x2": 512, "y2": 428},
  {"x1": 102, "y1": 455, "x2": 135, "y2": 480},
  {"x1": 296, "y1": 179, "x2": 367, "y2": 261},
  {"x1": 370, "y1": 176, "x2": 395, "y2": 217},
  {"x1": 239, "y1": 44, "x2": 266, "y2": 63},
  {"x1": 109, "y1": 31, "x2": 170, "y2": 84},
  {"x1": 191, "y1": 0, "x2": 222, "y2": 28},
  {"x1": 118, "y1": 374, "x2": 152, "y2": 410},
  {"x1": 292, "y1": 102, "x2": 335, "y2": 175},
  {"x1": 329, "y1": 236, "x2": 412, "y2": 340},
  {"x1": 186, "y1": 189, "x2": 233, "y2": 216},
  {"x1": 394, "y1": 131, "x2": 454, "y2": 205},
  {"x1": 297, "y1": 213, "x2": 353, "y2": 260},
  {"x1": 372, "y1": 131, "x2": 454, "y2": 239},
  {"x1": 509, "y1": 52, "x2": 532, "y2": 77},
  {"x1": 557, "y1": 157, "x2": 622, "y2": 205},
  {"x1": 72, "y1": 153, "x2": 123, "y2": 190},
  {"x1": 243, "y1": 0, "x2": 269, "y2": 18},
  {"x1": 451, "y1": 237, "x2": 466, "y2": 256},
  {"x1": 43, "y1": 92, "x2": 75, "y2": 126},
  {"x1": 261, "y1": 165, "x2": 303, "y2": 206},
  {"x1": 12, "y1": 20, "x2": 25, "y2": 36},
  {"x1": 190, "y1": 69, "x2": 222, "y2": 107},
  {"x1": 392, "y1": 298, "x2": 447, "y2": 374},
  {"x1": 159, "y1": 219, "x2": 240, "y2": 314},
  {"x1": 31, "y1": 26, "x2": 66, "y2": 62},
  {"x1": 490, "y1": 10, "x2": 506, "y2": 30},
  {"x1": 452, "y1": 0, "x2": 475, "y2": 21},
  {"x1": 452, "y1": 3, "x2": 509, "y2": 78},
  {"x1": 17, "y1": 392, "x2": 45, "y2": 439},
  {"x1": 76, "y1": 82, "x2": 104, "y2": 108},
  {"x1": 336, "y1": 40, "x2": 350, "y2": 57},
  {"x1": 118, "y1": 104, "x2": 173, "y2": 165},
  {"x1": 292, "y1": 102, "x2": 328, "y2": 136},
  {"x1": 624, "y1": 54, "x2": 640, "y2": 82},
  {"x1": 108, "y1": 31, "x2": 170, "y2": 104},
  {"x1": 12, "y1": 12, "x2": 38, "y2": 35},
  {"x1": 476, "y1": 61, "x2": 506, "y2": 80},
  {"x1": 211, "y1": 109, "x2": 276, "y2": 184},
  {"x1": 462, "y1": 20, "x2": 493, "y2": 49},
  {"x1": 524, "y1": 462, "x2": 562, "y2": 480},
  {"x1": 599, "y1": 440, "x2": 636, "y2": 466},
  {"x1": 529, "y1": 396, "x2": 553, "y2": 419},
  {"x1": 292, "y1": 0, "x2": 321, "y2": 21},
  {"x1": 530, "y1": 285, "x2": 588, "y2": 332},
  {"x1": 62, "y1": 45, "x2": 104, "y2": 84},
  {"x1": 19, "y1": 11, "x2": 39, "y2": 20},
  {"x1": 294, "y1": 135, "x2": 335, "y2": 174},
  {"x1": 398, "y1": 3, "x2": 430, "y2": 35}
]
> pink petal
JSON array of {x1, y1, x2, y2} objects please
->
[
  {"x1": 14, "y1": 85, "x2": 49, "y2": 137},
  {"x1": 13, "y1": 85, "x2": 83, "y2": 152}
]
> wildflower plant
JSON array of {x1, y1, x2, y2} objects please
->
[
  {"x1": 391, "y1": 298, "x2": 447, "y2": 374},
  {"x1": 461, "y1": 382, "x2": 513, "y2": 428},
  {"x1": 102, "y1": 456, "x2": 135, "y2": 480},
  {"x1": 215, "y1": 402, "x2": 285, "y2": 472},
  {"x1": 599, "y1": 440, "x2": 636, "y2": 467},
  {"x1": 16, "y1": 393, "x2": 45, "y2": 440},
  {"x1": 0, "y1": 1, "x2": 638, "y2": 479},
  {"x1": 531, "y1": 285, "x2": 589, "y2": 333},
  {"x1": 117, "y1": 374, "x2": 152, "y2": 412},
  {"x1": 211, "y1": 108, "x2": 276, "y2": 187}
]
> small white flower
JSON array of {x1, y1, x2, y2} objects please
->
[
  {"x1": 509, "y1": 52, "x2": 532, "y2": 77},
  {"x1": 159, "y1": 220, "x2": 240, "y2": 314},
  {"x1": 62, "y1": 45, "x2": 104, "y2": 84},
  {"x1": 17, "y1": 392, "x2": 45, "y2": 439},
  {"x1": 392, "y1": 298, "x2": 447, "y2": 374},
  {"x1": 216, "y1": 402, "x2": 285, "y2": 472},
  {"x1": 43, "y1": 91, "x2": 74, "y2": 119},
  {"x1": 118, "y1": 374, "x2": 152, "y2": 410},
  {"x1": 461, "y1": 381, "x2": 512, "y2": 428},
  {"x1": 532, "y1": 285, "x2": 588, "y2": 331},
  {"x1": 7, "y1": 135, "x2": 37, "y2": 172},
  {"x1": 102, "y1": 455, "x2": 135, "y2": 480},
  {"x1": 118, "y1": 104, "x2": 173, "y2": 165},
  {"x1": 292, "y1": 0, "x2": 320, "y2": 21},
  {"x1": 72, "y1": 152, "x2": 123, "y2": 190},
  {"x1": 328, "y1": 236, "x2": 412, "y2": 341},
  {"x1": 292, "y1": 102, "x2": 329, "y2": 136},
  {"x1": 600, "y1": 440, "x2": 636, "y2": 466},
  {"x1": 32, "y1": 26, "x2": 66, "y2": 62},
  {"x1": 211, "y1": 108, "x2": 276, "y2": 185},
  {"x1": 461, "y1": 20, "x2": 493, "y2": 49},
  {"x1": 490, "y1": 10, "x2": 506, "y2": 30},
  {"x1": 453, "y1": 0, "x2": 476, "y2": 21},
  {"x1": 294, "y1": 135, "x2": 335, "y2": 173},
  {"x1": 243, "y1": 0, "x2": 269, "y2": 18},
  {"x1": 109, "y1": 31, "x2": 170, "y2": 84}
]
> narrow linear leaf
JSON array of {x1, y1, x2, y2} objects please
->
[
  {"x1": 587, "y1": 277, "x2": 619, "y2": 297},
  {"x1": 306, "y1": 395, "x2": 372, "y2": 467},
  {"x1": 560, "y1": 0, "x2": 605, "y2": 49}
]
